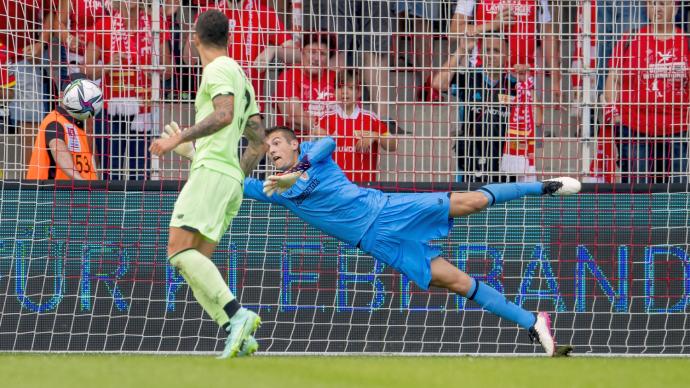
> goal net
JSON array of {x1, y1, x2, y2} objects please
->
[{"x1": 0, "y1": 0, "x2": 688, "y2": 354}]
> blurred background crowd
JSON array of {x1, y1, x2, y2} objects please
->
[{"x1": 1, "y1": 0, "x2": 689, "y2": 184}]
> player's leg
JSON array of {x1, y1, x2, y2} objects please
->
[
  {"x1": 429, "y1": 257, "x2": 556, "y2": 356},
  {"x1": 194, "y1": 236, "x2": 260, "y2": 353},
  {"x1": 429, "y1": 258, "x2": 535, "y2": 329},
  {"x1": 449, "y1": 177, "x2": 582, "y2": 217},
  {"x1": 448, "y1": 191, "x2": 491, "y2": 217},
  {"x1": 168, "y1": 168, "x2": 260, "y2": 358},
  {"x1": 168, "y1": 227, "x2": 234, "y2": 327},
  {"x1": 168, "y1": 229, "x2": 259, "y2": 358}
]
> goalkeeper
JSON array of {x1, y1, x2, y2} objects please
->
[
  {"x1": 149, "y1": 10, "x2": 265, "y2": 359},
  {"x1": 169, "y1": 126, "x2": 580, "y2": 356}
]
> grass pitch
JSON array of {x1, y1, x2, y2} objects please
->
[{"x1": 1, "y1": 354, "x2": 688, "y2": 388}]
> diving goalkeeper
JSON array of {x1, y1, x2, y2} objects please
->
[
  {"x1": 149, "y1": 9, "x2": 265, "y2": 359},
  {"x1": 170, "y1": 125, "x2": 580, "y2": 356}
]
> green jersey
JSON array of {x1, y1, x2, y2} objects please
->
[{"x1": 191, "y1": 56, "x2": 259, "y2": 183}]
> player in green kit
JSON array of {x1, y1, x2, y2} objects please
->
[{"x1": 149, "y1": 9, "x2": 266, "y2": 359}]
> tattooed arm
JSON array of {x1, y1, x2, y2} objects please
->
[
  {"x1": 240, "y1": 114, "x2": 268, "y2": 176},
  {"x1": 150, "y1": 94, "x2": 235, "y2": 156},
  {"x1": 179, "y1": 94, "x2": 234, "y2": 143}
]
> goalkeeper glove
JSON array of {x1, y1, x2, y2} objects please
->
[
  {"x1": 162, "y1": 121, "x2": 195, "y2": 160},
  {"x1": 263, "y1": 171, "x2": 301, "y2": 196},
  {"x1": 263, "y1": 157, "x2": 311, "y2": 196}
]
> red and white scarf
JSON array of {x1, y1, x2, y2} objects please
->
[{"x1": 503, "y1": 76, "x2": 536, "y2": 166}]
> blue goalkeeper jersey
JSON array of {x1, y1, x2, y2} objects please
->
[{"x1": 243, "y1": 137, "x2": 386, "y2": 246}]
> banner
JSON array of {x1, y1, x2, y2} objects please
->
[{"x1": 0, "y1": 188, "x2": 688, "y2": 353}]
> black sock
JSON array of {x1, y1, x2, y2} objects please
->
[
  {"x1": 222, "y1": 322, "x2": 230, "y2": 332},
  {"x1": 223, "y1": 299, "x2": 241, "y2": 321}
]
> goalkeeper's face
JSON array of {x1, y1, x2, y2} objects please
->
[{"x1": 267, "y1": 131, "x2": 300, "y2": 171}]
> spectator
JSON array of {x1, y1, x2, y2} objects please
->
[
  {"x1": 83, "y1": 0, "x2": 172, "y2": 180},
  {"x1": 260, "y1": 0, "x2": 293, "y2": 31},
  {"x1": 305, "y1": 0, "x2": 396, "y2": 120},
  {"x1": 0, "y1": 0, "x2": 51, "y2": 60},
  {"x1": 604, "y1": 0, "x2": 689, "y2": 183},
  {"x1": 188, "y1": 0, "x2": 299, "y2": 109},
  {"x1": 448, "y1": 0, "x2": 562, "y2": 133},
  {"x1": 160, "y1": 0, "x2": 182, "y2": 99},
  {"x1": 1, "y1": 0, "x2": 52, "y2": 168},
  {"x1": 49, "y1": 0, "x2": 112, "y2": 86},
  {"x1": 572, "y1": 2, "x2": 623, "y2": 184},
  {"x1": 571, "y1": 0, "x2": 597, "y2": 113},
  {"x1": 0, "y1": 41, "x2": 16, "y2": 134},
  {"x1": 315, "y1": 69, "x2": 397, "y2": 182},
  {"x1": 571, "y1": 0, "x2": 648, "y2": 182},
  {"x1": 501, "y1": 70, "x2": 538, "y2": 182},
  {"x1": 7, "y1": 62, "x2": 49, "y2": 170},
  {"x1": 275, "y1": 32, "x2": 337, "y2": 137},
  {"x1": 431, "y1": 36, "x2": 522, "y2": 182},
  {"x1": 162, "y1": 0, "x2": 180, "y2": 20},
  {"x1": 676, "y1": 1, "x2": 690, "y2": 32},
  {"x1": 596, "y1": 0, "x2": 648, "y2": 91},
  {"x1": 3, "y1": 0, "x2": 100, "y2": 94},
  {"x1": 394, "y1": 1, "x2": 442, "y2": 100},
  {"x1": 25, "y1": 74, "x2": 98, "y2": 180}
]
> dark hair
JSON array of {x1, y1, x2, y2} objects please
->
[
  {"x1": 266, "y1": 126, "x2": 298, "y2": 142},
  {"x1": 195, "y1": 10, "x2": 229, "y2": 48},
  {"x1": 336, "y1": 69, "x2": 361, "y2": 87},
  {"x1": 302, "y1": 31, "x2": 337, "y2": 56}
]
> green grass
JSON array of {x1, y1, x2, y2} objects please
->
[{"x1": 1, "y1": 354, "x2": 688, "y2": 388}]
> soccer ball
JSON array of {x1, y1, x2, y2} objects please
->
[{"x1": 62, "y1": 78, "x2": 104, "y2": 121}]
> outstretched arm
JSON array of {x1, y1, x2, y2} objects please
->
[
  {"x1": 302, "y1": 136, "x2": 336, "y2": 164},
  {"x1": 277, "y1": 136, "x2": 336, "y2": 176},
  {"x1": 263, "y1": 137, "x2": 336, "y2": 196},
  {"x1": 244, "y1": 177, "x2": 277, "y2": 203}
]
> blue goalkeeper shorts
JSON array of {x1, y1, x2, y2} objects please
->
[{"x1": 358, "y1": 192, "x2": 453, "y2": 290}]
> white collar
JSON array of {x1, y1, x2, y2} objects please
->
[{"x1": 336, "y1": 105, "x2": 361, "y2": 119}]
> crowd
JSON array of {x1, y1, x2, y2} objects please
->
[{"x1": 1, "y1": 0, "x2": 688, "y2": 183}]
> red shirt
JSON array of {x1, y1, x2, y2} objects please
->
[
  {"x1": 70, "y1": 0, "x2": 111, "y2": 55},
  {"x1": 0, "y1": 0, "x2": 52, "y2": 59},
  {"x1": 0, "y1": 42, "x2": 16, "y2": 90},
  {"x1": 200, "y1": 0, "x2": 290, "y2": 66},
  {"x1": 318, "y1": 106, "x2": 389, "y2": 182},
  {"x1": 611, "y1": 26, "x2": 690, "y2": 135},
  {"x1": 275, "y1": 68, "x2": 337, "y2": 133},
  {"x1": 85, "y1": 10, "x2": 170, "y2": 104},
  {"x1": 199, "y1": 0, "x2": 291, "y2": 107},
  {"x1": 70, "y1": 0, "x2": 111, "y2": 32},
  {"x1": 467, "y1": 0, "x2": 545, "y2": 68}
]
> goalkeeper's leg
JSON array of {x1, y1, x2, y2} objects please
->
[
  {"x1": 449, "y1": 177, "x2": 581, "y2": 217},
  {"x1": 430, "y1": 257, "x2": 556, "y2": 356}
]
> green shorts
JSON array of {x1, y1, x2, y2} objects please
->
[{"x1": 170, "y1": 166, "x2": 243, "y2": 243}]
